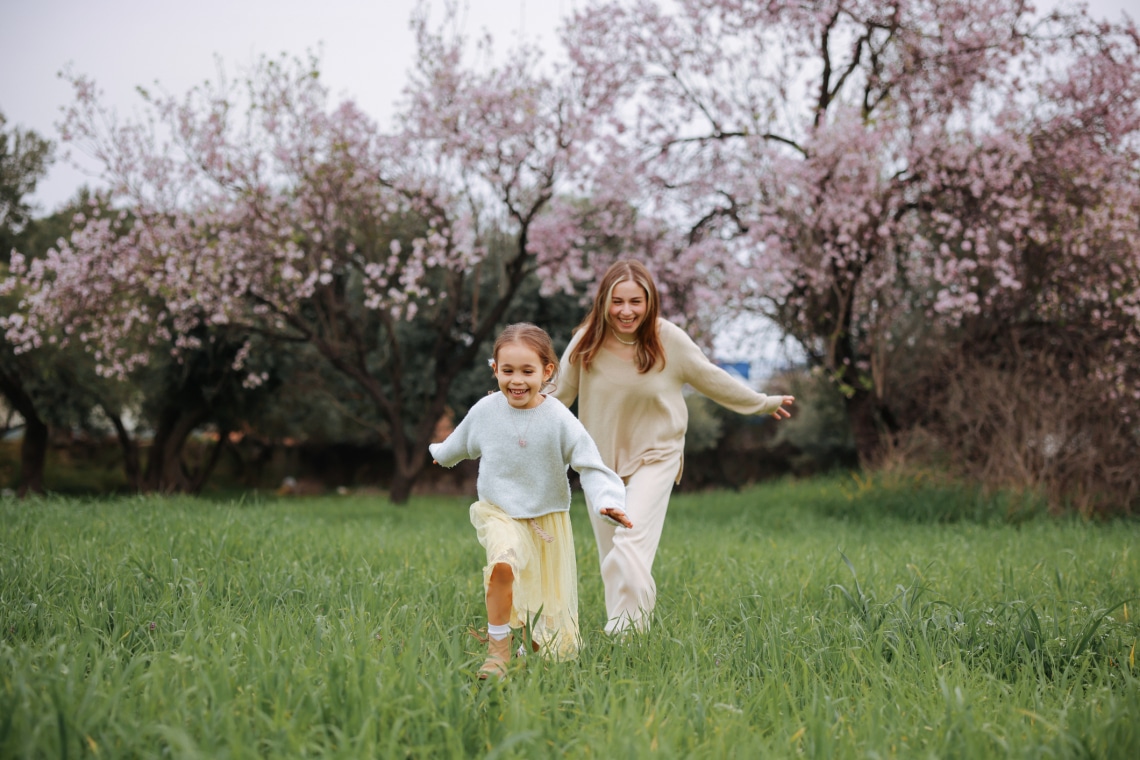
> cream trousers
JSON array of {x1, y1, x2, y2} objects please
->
[{"x1": 585, "y1": 455, "x2": 680, "y2": 634}]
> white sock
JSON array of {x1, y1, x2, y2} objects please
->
[{"x1": 487, "y1": 622, "x2": 511, "y2": 640}]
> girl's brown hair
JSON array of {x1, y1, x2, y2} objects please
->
[
  {"x1": 493, "y1": 322, "x2": 560, "y2": 390},
  {"x1": 568, "y1": 260, "x2": 664, "y2": 374}
]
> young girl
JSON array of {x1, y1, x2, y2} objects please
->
[{"x1": 430, "y1": 322, "x2": 631, "y2": 679}]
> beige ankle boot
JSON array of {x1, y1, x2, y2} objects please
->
[{"x1": 479, "y1": 634, "x2": 511, "y2": 680}]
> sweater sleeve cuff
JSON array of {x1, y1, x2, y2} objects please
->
[
  {"x1": 428, "y1": 442, "x2": 454, "y2": 467},
  {"x1": 756, "y1": 395, "x2": 785, "y2": 416}
]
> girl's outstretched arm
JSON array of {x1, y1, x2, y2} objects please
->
[
  {"x1": 564, "y1": 412, "x2": 629, "y2": 528},
  {"x1": 428, "y1": 398, "x2": 482, "y2": 467}
]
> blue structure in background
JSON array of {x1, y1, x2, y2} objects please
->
[{"x1": 717, "y1": 361, "x2": 751, "y2": 381}]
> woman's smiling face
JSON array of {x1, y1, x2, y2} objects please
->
[
  {"x1": 608, "y1": 279, "x2": 648, "y2": 337},
  {"x1": 492, "y1": 340, "x2": 552, "y2": 409}
]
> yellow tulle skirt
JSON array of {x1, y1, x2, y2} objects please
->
[{"x1": 469, "y1": 500, "x2": 579, "y2": 660}]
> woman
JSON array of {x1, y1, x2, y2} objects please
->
[{"x1": 554, "y1": 260, "x2": 794, "y2": 635}]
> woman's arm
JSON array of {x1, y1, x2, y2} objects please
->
[{"x1": 673, "y1": 323, "x2": 792, "y2": 417}]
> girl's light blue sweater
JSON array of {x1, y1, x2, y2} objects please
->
[{"x1": 429, "y1": 393, "x2": 626, "y2": 519}]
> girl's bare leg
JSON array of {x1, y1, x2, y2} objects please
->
[
  {"x1": 479, "y1": 562, "x2": 513, "y2": 679},
  {"x1": 486, "y1": 562, "x2": 513, "y2": 625}
]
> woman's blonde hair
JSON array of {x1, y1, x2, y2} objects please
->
[
  {"x1": 493, "y1": 322, "x2": 560, "y2": 390},
  {"x1": 568, "y1": 260, "x2": 664, "y2": 374}
]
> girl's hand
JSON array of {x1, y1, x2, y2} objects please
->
[
  {"x1": 770, "y1": 395, "x2": 795, "y2": 420},
  {"x1": 600, "y1": 507, "x2": 633, "y2": 529}
]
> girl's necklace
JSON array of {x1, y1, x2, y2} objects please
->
[
  {"x1": 611, "y1": 330, "x2": 638, "y2": 346},
  {"x1": 509, "y1": 406, "x2": 535, "y2": 448}
]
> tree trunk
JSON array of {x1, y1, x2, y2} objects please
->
[
  {"x1": 17, "y1": 415, "x2": 48, "y2": 497},
  {"x1": 101, "y1": 404, "x2": 141, "y2": 491},
  {"x1": 142, "y1": 404, "x2": 208, "y2": 493},
  {"x1": 388, "y1": 446, "x2": 429, "y2": 504},
  {"x1": 844, "y1": 387, "x2": 888, "y2": 468},
  {"x1": 387, "y1": 374, "x2": 460, "y2": 504},
  {"x1": 0, "y1": 366, "x2": 48, "y2": 497},
  {"x1": 187, "y1": 428, "x2": 229, "y2": 494},
  {"x1": 388, "y1": 470, "x2": 414, "y2": 505}
]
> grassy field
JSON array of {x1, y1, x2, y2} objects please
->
[{"x1": 1, "y1": 474, "x2": 1138, "y2": 758}]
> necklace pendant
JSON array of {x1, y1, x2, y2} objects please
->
[
  {"x1": 518, "y1": 438, "x2": 528, "y2": 448},
  {"x1": 611, "y1": 328, "x2": 638, "y2": 346}
]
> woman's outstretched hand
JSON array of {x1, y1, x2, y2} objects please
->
[
  {"x1": 771, "y1": 395, "x2": 795, "y2": 420},
  {"x1": 600, "y1": 507, "x2": 633, "y2": 529}
]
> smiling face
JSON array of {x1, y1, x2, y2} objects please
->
[
  {"x1": 607, "y1": 278, "x2": 649, "y2": 338},
  {"x1": 492, "y1": 340, "x2": 554, "y2": 409}
]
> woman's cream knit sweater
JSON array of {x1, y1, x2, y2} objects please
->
[{"x1": 554, "y1": 318, "x2": 785, "y2": 482}]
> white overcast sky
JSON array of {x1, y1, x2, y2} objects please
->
[
  {"x1": 0, "y1": 0, "x2": 1133, "y2": 215},
  {"x1": 0, "y1": 0, "x2": 582, "y2": 213}
]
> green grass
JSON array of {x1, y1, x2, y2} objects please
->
[{"x1": 1, "y1": 475, "x2": 1138, "y2": 758}]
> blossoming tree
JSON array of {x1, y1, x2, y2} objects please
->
[
  {"x1": 563, "y1": 0, "x2": 1140, "y2": 470},
  {"x1": 4, "y1": 12, "x2": 621, "y2": 501}
]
